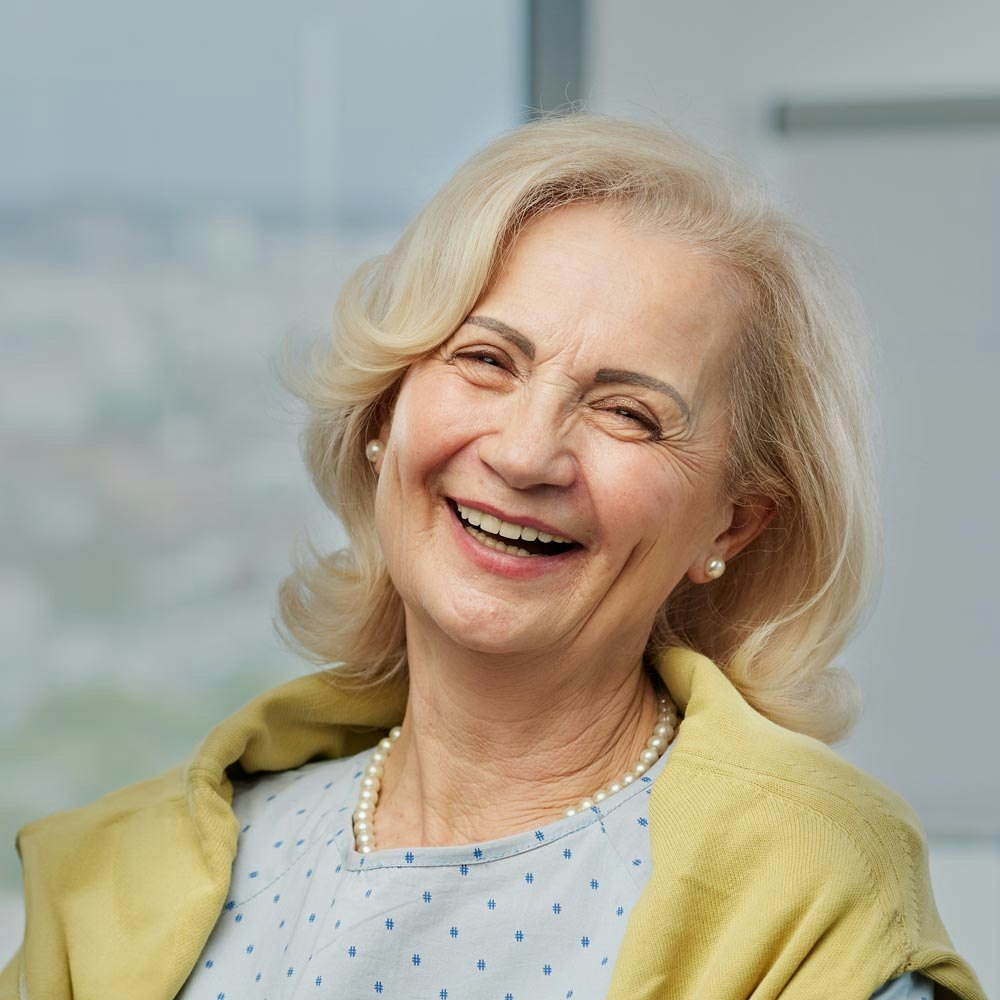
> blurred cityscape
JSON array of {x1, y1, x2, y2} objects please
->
[{"x1": 0, "y1": 204, "x2": 400, "y2": 892}]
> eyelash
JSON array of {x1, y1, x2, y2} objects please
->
[
  {"x1": 450, "y1": 349, "x2": 664, "y2": 440},
  {"x1": 457, "y1": 350, "x2": 506, "y2": 369}
]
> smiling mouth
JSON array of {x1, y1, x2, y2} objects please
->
[{"x1": 446, "y1": 498, "x2": 580, "y2": 558}]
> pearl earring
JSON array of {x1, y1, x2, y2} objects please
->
[
  {"x1": 365, "y1": 439, "x2": 383, "y2": 463},
  {"x1": 705, "y1": 556, "x2": 726, "y2": 579}
]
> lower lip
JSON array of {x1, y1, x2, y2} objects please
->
[{"x1": 445, "y1": 501, "x2": 584, "y2": 580}]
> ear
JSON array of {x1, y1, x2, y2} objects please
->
[{"x1": 688, "y1": 493, "x2": 778, "y2": 584}]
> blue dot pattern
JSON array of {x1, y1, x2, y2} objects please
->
[
  {"x1": 174, "y1": 741, "x2": 676, "y2": 998},
  {"x1": 173, "y1": 739, "x2": 937, "y2": 1000}
]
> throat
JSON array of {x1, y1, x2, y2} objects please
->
[{"x1": 370, "y1": 802, "x2": 561, "y2": 851}]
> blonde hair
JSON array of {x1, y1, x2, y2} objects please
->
[{"x1": 273, "y1": 112, "x2": 883, "y2": 745}]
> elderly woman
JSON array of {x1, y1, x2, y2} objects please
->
[{"x1": 1, "y1": 115, "x2": 987, "y2": 1000}]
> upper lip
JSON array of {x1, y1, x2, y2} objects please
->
[{"x1": 448, "y1": 496, "x2": 581, "y2": 545}]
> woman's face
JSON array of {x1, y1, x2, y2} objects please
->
[{"x1": 374, "y1": 201, "x2": 755, "y2": 658}]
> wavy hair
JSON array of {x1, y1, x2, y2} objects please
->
[{"x1": 272, "y1": 112, "x2": 883, "y2": 745}]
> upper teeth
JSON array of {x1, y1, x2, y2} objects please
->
[{"x1": 455, "y1": 503, "x2": 572, "y2": 544}]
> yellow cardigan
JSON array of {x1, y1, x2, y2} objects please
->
[{"x1": 0, "y1": 647, "x2": 987, "y2": 999}]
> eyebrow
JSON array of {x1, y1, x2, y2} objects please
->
[
  {"x1": 465, "y1": 314, "x2": 536, "y2": 359},
  {"x1": 594, "y1": 369, "x2": 691, "y2": 421},
  {"x1": 464, "y1": 314, "x2": 691, "y2": 422}
]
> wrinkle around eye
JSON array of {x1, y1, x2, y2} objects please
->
[
  {"x1": 589, "y1": 405, "x2": 664, "y2": 441},
  {"x1": 447, "y1": 348, "x2": 523, "y2": 385}
]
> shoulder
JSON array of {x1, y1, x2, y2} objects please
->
[
  {"x1": 664, "y1": 714, "x2": 931, "y2": 931},
  {"x1": 13, "y1": 757, "x2": 227, "y2": 949},
  {"x1": 655, "y1": 647, "x2": 938, "y2": 967},
  {"x1": 641, "y1": 648, "x2": 989, "y2": 994},
  {"x1": 672, "y1": 674, "x2": 931, "y2": 903},
  {"x1": 658, "y1": 645, "x2": 930, "y2": 874},
  {"x1": 11, "y1": 759, "x2": 223, "y2": 998},
  {"x1": 8, "y1": 671, "x2": 394, "y2": 998}
]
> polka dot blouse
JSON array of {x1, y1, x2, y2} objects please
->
[
  {"x1": 175, "y1": 738, "x2": 936, "y2": 999},
  {"x1": 175, "y1": 739, "x2": 675, "y2": 999}
]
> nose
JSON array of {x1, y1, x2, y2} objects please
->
[{"x1": 476, "y1": 388, "x2": 577, "y2": 490}]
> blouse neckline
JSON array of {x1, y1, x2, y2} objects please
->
[{"x1": 342, "y1": 739, "x2": 673, "y2": 872}]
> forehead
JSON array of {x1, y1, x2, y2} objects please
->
[{"x1": 476, "y1": 202, "x2": 739, "y2": 414}]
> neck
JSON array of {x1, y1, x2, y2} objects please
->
[{"x1": 369, "y1": 626, "x2": 666, "y2": 850}]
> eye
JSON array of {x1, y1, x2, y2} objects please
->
[
  {"x1": 596, "y1": 403, "x2": 664, "y2": 440},
  {"x1": 450, "y1": 349, "x2": 514, "y2": 372},
  {"x1": 466, "y1": 351, "x2": 502, "y2": 367}
]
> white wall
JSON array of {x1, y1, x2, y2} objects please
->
[
  {"x1": 588, "y1": 0, "x2": 1000, "y2": 825},
  {"x1": 588, "y1": 0, "x2": 1000, "y2": 154},
  {"x1": 588, "y1": 4, "x2": 1000, "y2": 993}
]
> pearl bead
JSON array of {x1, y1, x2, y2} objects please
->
[
  {"x1": 365, "y1": 439, "x2": 383, "y2": 462},
  {"x1": 352, "y1": 686, "x2": 682, "y2": 853}
]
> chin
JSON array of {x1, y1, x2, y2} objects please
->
[{"x1": 422, "y1": 594, "x2": 561, "y2": 657}]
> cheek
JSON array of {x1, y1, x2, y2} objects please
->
[
  {"x1": 594, "y1": 445, "x2": 670, "y2": 518},
  {"x1": 593, "y1": 452, "x2": 702, "y2": 554},
  {"x1": 620, "y1": 486, "x2": 673, "y2": 543},
  {"x1": 390, "y1": 372, "x2": 491, "y2": 474}
]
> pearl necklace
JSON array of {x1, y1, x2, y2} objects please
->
[{"x1": 352, "y1": 686, "x2": 681, "y2": 855}]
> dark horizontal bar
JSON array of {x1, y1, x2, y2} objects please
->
[{"x1": 770, "y1": 95, "x2": 1000, "y2": 134}]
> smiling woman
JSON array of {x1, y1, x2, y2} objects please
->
[
  {"x1": 2, "y1": 114, "x2": 987, "y2": 1000},
  {"x1": 277, "y1": 116, "x2": 868, "y2": 745},
  {"x1": 360, "y1": 203, "x2": 759, "y2": 747}
]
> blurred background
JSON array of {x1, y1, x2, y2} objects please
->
[{"x1": 1, "y1": 0, "x2": 997, "y2": 988}]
